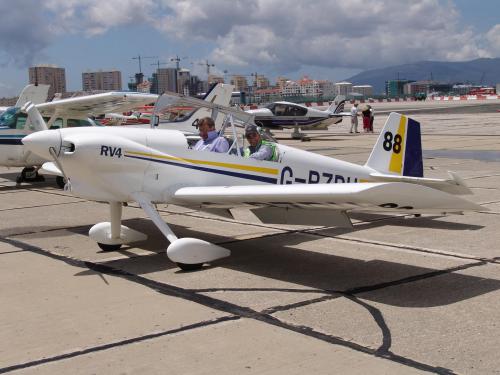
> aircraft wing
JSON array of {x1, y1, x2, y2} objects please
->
[
  {"x1": 154, "y1": 91, "x2": 255, "y2": 124},
  {"x1": 35, "y1": 92, "x2": 158, "y2": 118},
  {"x1": 173, "y1": 182, "x2": 484, "y2": 226}
]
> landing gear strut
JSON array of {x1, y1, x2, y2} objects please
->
[
  {"x1": 291, "y1": 125, "x2": 310, "y2": 142},
  {"x1": 132, "y1": 193, "x2": 231, "y2": 271},
  {"x1": 89, "y1": 201, "x2": 147, "y2": 252}
]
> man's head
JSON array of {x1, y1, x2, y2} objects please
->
[
  {"x1": 198, "y1": 117, "x2": 216, "y2": 140},
  {"x1": 245, "y1": 124, "x2": 261, "y2": 147}
]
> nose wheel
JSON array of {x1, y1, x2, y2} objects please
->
[{"x1": 16, "y1": 167, "x2": 45, "y2": 184}]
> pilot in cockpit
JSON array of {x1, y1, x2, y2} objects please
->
[
  {"x1": 193, "y1": 117, "x2": 229, "y2": 153},
  {"x1": 243, "y1": 124, "x2": 278, "y2": 161}
]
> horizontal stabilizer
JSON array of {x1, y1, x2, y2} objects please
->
[{"x1": 369, "y1": 170, "x2": 472, "y2": 195}]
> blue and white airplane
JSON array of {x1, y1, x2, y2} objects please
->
[{"x1": 246, "y1": 96, "x2": 348, "y2": 138}]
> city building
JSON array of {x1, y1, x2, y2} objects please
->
[
  {"x1": 208, "y1": 74, "x2": 224, "y2": 85},
  {"x1": 385, "y1": 79, "x2": 412, "y2": 97},
  {"x1": 281, "y1": 80, "x2": 301, "y2": 97},
  {"x1": 230, "y1": 75, "x2": 249, "y2": 92},
  {"x1": 255, "y1": 75, "x2": 270, "y2": 89},
  {"x1": 319, "y1": 80, "x2": 335, "y2": 97},
  {"x1": 296, "y1": 76, "x2": 321, "y2": 97},
  {"x1": 276, "y1": 76, "x2": 288, "y2": 90},
  {"x1": 334, "y1": 82, "x2": 353, "y2": 96},
  {"x1": 177, "y1": 68, "x2": 191, "y2": 95},
  {"x1": 157, "y1": 68, "x2": 177, "y2": 94},
  {"x1": 82, "y1": 70, "x2": 122, "y2": 91},
  {"x1": 29, "y1": 65, "x2": 66, "y2": 100},
  {"x1": 352, "y1": 85, "x2": 373, "y2": 97}
]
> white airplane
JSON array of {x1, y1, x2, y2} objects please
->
[
  {"x1": 22, "y1": 94, "x2": 484, "y2": 271},
  {"x1": 0, "y1": 90, "x2": 158, "y2": 185},
  {"x1": 246, "y1": 96, "x2": 348, "y2": 139}
]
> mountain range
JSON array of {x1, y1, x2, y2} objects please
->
[{"x1": 344, "y1": 58, "x2": 500, "y2": 94}]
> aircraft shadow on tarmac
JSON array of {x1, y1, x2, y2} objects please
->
[{"x1": 70, "y1": 215, "x2": 499, "y2": 309}]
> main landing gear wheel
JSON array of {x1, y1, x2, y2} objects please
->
[
  {"x1": 16, "y1": 167, "x2": 45, "y2": 184},
  {"x1": 56, "y1": 176, "x2": 65, "y2": 189},
  {"x1": 97, "y1": 242, "x2": 122, "y2": 252},
  {"x1": 176, "y1": 262, "x2": 204, "y2": 271}
]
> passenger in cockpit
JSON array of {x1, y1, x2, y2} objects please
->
[{"x1": 193, "y1": 117, "x2": 229, "y2": 153}]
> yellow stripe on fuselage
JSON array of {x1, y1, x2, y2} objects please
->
[
  {"x1": 125, "y1": 150, "x2": 279, "y2": 175},
  {"x1": 389, "y1": 115, "x2": 407, "y2": 174}
]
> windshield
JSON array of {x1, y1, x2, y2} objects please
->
[{"x1": 0, "y1": 107, "x2": 19, "y2": 128}]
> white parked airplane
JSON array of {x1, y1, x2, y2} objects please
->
[
  {"x1": 22, "y1": 95, "x2": 484, "y2": 271},
  {"x1": 246, "y1": 96, "x2": 348, "y2": 138},
  {"x1": 0, "y1": 90, "x2": 158, "y2": 185}
]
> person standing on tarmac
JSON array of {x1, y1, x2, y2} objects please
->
[
  {"x1": 243, "y1": 124, "x2": 278, "y2": 161},
  {"x1": 350, "y1": 103, "x2": 359, "y2": 133}
]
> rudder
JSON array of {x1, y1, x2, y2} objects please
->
[{"x1": 365, "y1": 112, "x2": 423, "y2": 177}]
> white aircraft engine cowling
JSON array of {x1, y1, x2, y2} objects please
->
[{"x1": 57, "y1": 133, "x2": 151, "y2": 201}]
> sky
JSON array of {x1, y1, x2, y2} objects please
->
[{"x1": 1, "y1": 0, "x2": 500, "y2": 97}]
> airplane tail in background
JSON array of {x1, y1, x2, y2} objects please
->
[
  {"x1": 326, "y1": 95, "x2": 346, "y2": 114},
  {"x1": 365, "y1": 112, "x2": 423, "y2": 177},
  {"x1": 14, "y1": 84, "x2": 50, "y2": 107},
  {"x1": 194, "y1": 83, "x2": 234, "y2": 127}
]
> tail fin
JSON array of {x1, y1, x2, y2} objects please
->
[
  {"x1": 365, "y1": 112, "x2": 423, "y2": 177},
  {"x1": 200, "y1": 83, "x2": 233, "y2": 127},
  {"x1": 14, "y1": 84, "x2": 50, "y2": 107},
  {"x1": 326, "y1": 95, "x2": 346, "y2": 113},
  {"x1": 203, "y1": 83, "x2": 233, "y2": 106}
]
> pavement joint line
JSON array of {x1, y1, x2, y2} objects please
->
[
  {"x1": 0, "y1": 315, "x2": 239, "y2": 374},
  {"x1": 464, "y1": 173, "x2": 500, "y2": 180},
  {"x1": 0, "y1": 235, "x2": 456, "y2": 375},
  {"x1": 0, "y1": 249, "x2": 27, "y2": 255},
  {"x1": 0, "y1": 200, "x2": 86, "y2": 213},
  {"x1": 308, "y1": 233, "x2": 500, "y2": 265}
]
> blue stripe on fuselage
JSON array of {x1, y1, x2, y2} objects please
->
[
  {"x1": 125, "y1": 154, "x2": 278, "y2": 184},
  {"x1": 0, "y1": 134, "x2": 24, "y2": 145}
]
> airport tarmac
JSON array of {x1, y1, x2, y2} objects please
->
[{"x1": 1, "y1": 102, "x2": 500, "y2": 374}]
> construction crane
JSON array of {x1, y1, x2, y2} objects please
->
[
  {"x1": 170, "y1": 55, "x2": 189, "y2": 70},
  {"x1": 199, "y1": 59, "x2": 215, "y2": 75},
  {"x1": 132, "y1": 55, "x2": 158, "y2": 73},
  {"x1": 151, "y1": 60, "x2": 170, "y2": 71}
]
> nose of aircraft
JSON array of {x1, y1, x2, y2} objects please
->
[{"x1": 22, "y1": 130, "x2": 61, "y2": 160}]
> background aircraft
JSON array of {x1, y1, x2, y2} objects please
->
[
  {"x1": 246, "y1": 96, "x2": 348, "y2": 139},
  {"x1": 22, "y1": 95, "x2": 483, "y2": 271},
  {"x1": 0, "y1": 91, "x2": 157, "y2": 185}
]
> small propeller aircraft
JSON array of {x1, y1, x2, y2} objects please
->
[
  {"x1": 22, "y1": 93, "x2": 485, "y2": 271},
  {"x1": 246, "y1": 96, "x2": 348, "y2": 139}
]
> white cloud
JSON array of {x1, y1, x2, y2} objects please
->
[
  {"x1": 43, "y1": 0, "x2": 157, "y2": 36},
  {"x1": 486, "y1": 24, "x2": 500, "y2": 53},
  {"x1": 0, "y1": 0, "x2": 498, "y2": 76},
  {"x1": 154, "y1": 0, "x2": 492, "y2": 73}
]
